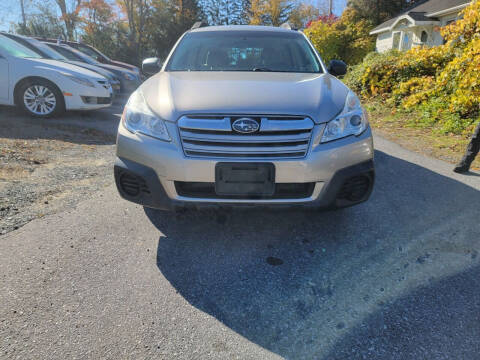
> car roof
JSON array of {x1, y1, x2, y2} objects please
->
[{"x1": 189, "y1": 25, "x2": 298, "y2": 33}]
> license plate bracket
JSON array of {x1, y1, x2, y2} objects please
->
[{"x1": 215, "y1": 163, "x2": 275, "y2": 197}]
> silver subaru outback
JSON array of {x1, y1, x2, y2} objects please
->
[{"x1": 114, "y1": 25, "x2": 374, "y2": 211}]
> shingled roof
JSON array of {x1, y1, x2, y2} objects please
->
[{"x1": 371, "y1": 0, "x2": 471, "y2": 34}]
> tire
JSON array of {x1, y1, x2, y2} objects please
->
[{"x1": 17, "y1": 79, "x2": 65, "y2": 118}]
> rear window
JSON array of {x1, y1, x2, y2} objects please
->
[{"x1": 166, "y1": 30, "x2": 322, "y2": 73}]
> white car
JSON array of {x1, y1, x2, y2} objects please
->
[{"x1": 0, "y1": 34, "x2": 113, "y2": 117}]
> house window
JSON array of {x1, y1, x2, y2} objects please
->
[
  {"x1": 421, "y1": 31, "x2": 428, "y2": 43},
  {"x1": 393, "y1": 32, "x2": 401, "y2": 50}
]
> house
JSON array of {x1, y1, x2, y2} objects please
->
[{"x1": 370, "y1": 0, "x2": 471, "y2": 52}]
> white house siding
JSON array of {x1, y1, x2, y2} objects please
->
[
  {"x1": 373, "y1": 8, "x2": 466, "y2": 52},
  {"x1": 375, "y1": 32, "x2": 393, "y2": 52}
]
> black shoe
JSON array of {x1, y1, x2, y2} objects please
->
[{"x1": 454, "y1": 163, "x2": 470, "y2": 173}]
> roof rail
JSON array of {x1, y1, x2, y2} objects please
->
[{"x1": 191, "y1": 21, "x2": 208, "y2": 30}]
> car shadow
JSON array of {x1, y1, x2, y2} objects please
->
[
  {"x1": 0, "y1": 102, "x2": 125, "y2": 145},
  {"x1": 325, "y1": 263, "x2": 480, "y2": 359},
  {"x1": 145, "y1": 150, "x2": 480, "y2": 359}
]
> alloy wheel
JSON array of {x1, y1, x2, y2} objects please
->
[{"x1": 23, "y1": 85, "x2": 57, "y2": 116}]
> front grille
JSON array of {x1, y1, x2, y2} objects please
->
[
  {"x1": 178, "y1": 115, "x2": 314, "y2": 159},
  {"x1": 175, "y1": 181, "x2": 315, "y2": 199}
]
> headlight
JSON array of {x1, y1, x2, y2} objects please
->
[
  {"x1": 122, "y1": 91, "x2": 170, "y2": 141},
  {"x1": 61, "y1": 72, "x2": 95, "y2": 88},
  {"x1": 321, "y1": 91, "x2": 368, "y2": 143},
  {"x1": 123, "y1": 72, "x2": 136, "y2": 81}
]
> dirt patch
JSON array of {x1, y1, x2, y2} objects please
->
[{"x1": 0, "y1": 105, "x2": 120, "y2": 235}]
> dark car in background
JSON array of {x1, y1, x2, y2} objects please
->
[
  {"x1": 1, "y1": 33, "x2": 122, "y2": 95},
  {"x1": 37, "y1": 38, "x2": 140, "y2": 75},
  {"x1": 45, "y1": 42, "x2": 141, "y2": 94}
]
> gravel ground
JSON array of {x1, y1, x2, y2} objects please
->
[{"x1": 0, "y1": 104, "x2": 122, "y2": 235}]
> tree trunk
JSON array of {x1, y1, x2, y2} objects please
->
[{"x1": 20, "y1": 0, "x2": 26, "y2": 26}]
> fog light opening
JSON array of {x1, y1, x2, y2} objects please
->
[{"x1": 337, "y1": 175, "x2": 371, "y2": 202}]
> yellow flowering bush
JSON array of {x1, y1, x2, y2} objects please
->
[
  {"x1": 392, "y1": 76, "x2": 435, "y2": 106},
  {"x1": 304, "y1": 8, "x2": 375, "y2": 65},
  {"x1": 345, "y1": 0, "x2": 480, "y2": 134}
]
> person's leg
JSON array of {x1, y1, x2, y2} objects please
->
[{"x1": 455, "y1": 121, "x2": 480, "y2": 173}]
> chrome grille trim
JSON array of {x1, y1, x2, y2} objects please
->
[{"x1": 178, "y1": 115, "x2": 314, "y2": 159}]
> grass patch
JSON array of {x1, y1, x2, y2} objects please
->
[{"x1": 365, "y1": 98, "x2": 480, "y2": 171}]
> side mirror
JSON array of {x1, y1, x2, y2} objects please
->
[
  {"x1": 142, "y1": 57, "x2": 161, "y2": 75},
  {"x1": 328, "y1": 60, "x2": 347, "y2": 77}
]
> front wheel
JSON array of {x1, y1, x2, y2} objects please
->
[{"x1": 18, "y1": 79, "x2": 64, "y2": 117}]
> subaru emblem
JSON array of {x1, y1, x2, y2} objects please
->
[{"x1": 232, "y1": 118, "x2": 260, "y2": 134}]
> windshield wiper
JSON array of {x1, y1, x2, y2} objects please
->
[{"x1": 252, "y1": 67, "x2": 274, "y2": 72}]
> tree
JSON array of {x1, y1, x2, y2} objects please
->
[
  {"x1": 15, "y1": 3, "x2": 67, "y2": 38},
  {"x1": 247, "y1": 0, "x2": 265, "y2": 24},
  {"x1": 80, "y1": 0, "x2": 119, "y2": 57},
  {"x1": 117, "y1": 0, "x2": 153, "y2": 63},
  {"x1": 347, "y1": 0, "x2": 423, "y2": 25},
  {"x1": 201, "y1": 0, "x2": 245, "y2": 25},
  {"x1": 289, "y1": 2, "x2": 327, "y2": 29},
  {"x1": 20, "y1": 0, "x2": 27, "y2": 26},
  {"x1": 55, "y1": 0, "x2": 83, "y2": 39},
  {"x1": 263, "y1": 0, "x2": 293, "y2": 26},
  {"x1": 304, "y1": 7, "x2": 375, "y2": 65},
  {"x1": 149, "y1": 0, "x2": 202, "y2": 59},
  {"x1": 247, "y1": 0, "x2": 294, "y2": 26}
]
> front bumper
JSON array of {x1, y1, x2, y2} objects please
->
[
  {"x1": 114, "y1": 122, "x2": 375, "y2": 210},
  {"x1": 63, "y1": 83, "x2": 113, "y2": 110}
]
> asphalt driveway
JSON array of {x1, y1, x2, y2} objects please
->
[{"x1": 1, "y1": 133, "x2": 479, "y2": 359}]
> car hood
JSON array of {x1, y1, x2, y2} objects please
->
[
  {"x1": 141, "y1": 72, "x2": 349, "y2": 123},
  {"x1": 66, "y1": 61, "x2": 116, "y2": 80},
  {"x1": 25, "y1": 58, "x2": 106, "y2": 80}
]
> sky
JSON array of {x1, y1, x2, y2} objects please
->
[{"x1": 0, "y1": 0, "x2": 348, "y2": 32}]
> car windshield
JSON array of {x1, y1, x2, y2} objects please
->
[
  {"x1": 0, "y1": 35, "x2": 43, "y2": 59},
  {"x1": 31, "y1": 40, "x2": 67, "y2": 61},
  {"x1": 76, "y1": 43, "x2": 110, "y2": 62},
  {"x1": 166, "y1": 30, "x2": 322, "y2": 73},
  {"x1": 48, "y1": 44, "x2": 98, "y2": 65}
]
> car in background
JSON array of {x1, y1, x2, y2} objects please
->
[
  {"x1": 37, "y1": 37, "x2": 140, "y2": 74},
  {"x1": 45, "y1": 42, "x2": 141, "y2": 94},
  {"x1": 0, "y1": 32, "x2": 122, "y2": 96},
  {"x1": 0, "y1": 34, "x2": 112, "y2": 117}
]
